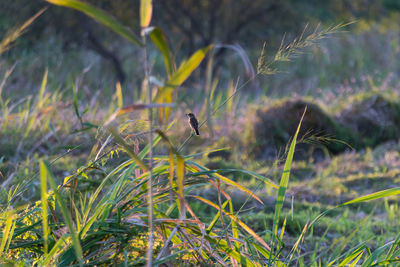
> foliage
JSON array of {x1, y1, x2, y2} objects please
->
[{"x1": 1, "y1": 1, "x2": 400, "y2": 266}]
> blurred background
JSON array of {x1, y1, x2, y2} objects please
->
[{"x1": 2, "y1": 0, "x2": 400, "y2": 100}]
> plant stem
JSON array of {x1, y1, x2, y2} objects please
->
[{"x1": 142, "y1": 31, "x2": 154, "y2": 267}]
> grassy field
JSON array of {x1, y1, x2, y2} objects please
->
[{"x1": 1, "y1": 1, "x2": 400, "y2": 266}]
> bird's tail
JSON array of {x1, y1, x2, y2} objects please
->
[{"x1": 195, "y1": 129, "x2": 200, "y2": 135}]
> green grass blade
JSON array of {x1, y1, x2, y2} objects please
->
[
  {"x1": 349, "y1": 251, "x2": 364, "y2": 267},
  {"x1": 273, "y1": 107, "x2": 306, "y2": 236},
  {"x1": 39, "y1": 161, "x2": 49, "y2": 256},
  {"x1": 0, "y1": 211, "x2": 15, "y2": 257},
  {"x1": 80, "y1": 202, "x2": 112, "y2": 239},
  {"x1": 229, "y1": 200, "x2": 240, "y2": 252},
  {"x1": 154, "y1": 45, "x2": 213, "y2": 102},
  {"x1": 41, "y1": 160, "x2": 83, "y2": 266},
  {"x1": 206, "y1": 200, "x2": 229, "y2": 234},
  {"x1": 38, "y1": 68, "x2": 48, "y2": 109},
  {"x1": 361, "y1": 242, "x2": 393, "y2": 267},
  {"x1": 340, "y1": 187, "x2": 400, "y2": 206},
  {"x1": 41, "y1": 236, "x2": 66, "y2": 266},
  {"x1": 286, "y1": 222, "x2": 309, "y2": 265},
  {"x1": 46, "y1": 0, "x2": 142, "y2": 46},
  {"x1": 338, "y1": 249, "x2": 364, "y2": 267},
  {"x1": 216, "y1": 169, "x2": 278, "y2": 189},
  {"x1": 252, "y1": 242, "x2": 271, "y2": 259},
  {"x1": 149, "y1": 28, "x2": 174, "y2": 77},
  {"x1": 385, "y1": 233, "x2": 400, "y2": 260}
]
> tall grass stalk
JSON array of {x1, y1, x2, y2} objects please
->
[
  {"x1": 142, "y1": 35, "x2": 154, "y2": 265},
  {"x1": 140, "y1": 0, "x2": 154, "y2": 264}
]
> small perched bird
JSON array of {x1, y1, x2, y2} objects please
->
[{"x1": 186, "y1": 113, "x2": 200, "y2": 135}]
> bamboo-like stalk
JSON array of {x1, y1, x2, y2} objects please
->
[{"x1": 142, "y1": 30, "x2": 154, "y2": 267}]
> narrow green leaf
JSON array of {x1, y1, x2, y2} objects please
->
[
  {"x1": 273, "y1": 107, "x2": 307, "y2": 236},
  {"x1": 340, "y1": 187, "x2": 400, "y2": 206},
  {"x1": 72, "y1": 84, "x2": 80, "y2": 121},
  {"x1": 229, "y1": 200, "x2": 240, "y2": 252},
  {"x1": 349, "y1": 251, "x2": 364, "y2": 267},
  {"x1": 149, "y1": 28, "x2": 174, "y2": 77},
  {"x1": 361, "y1": 242, "x2": 393, "y2": 267},
  {"x1": 0, "y1": 211, "x2": 15, "y2": 256},
  {"x1": 115, "y1": 82, "x2": 123, "y2": 109},
  {"x1": 217, "y1": 169, "x2": 278, "y2": 189},
  {"x1": 38, "y1": 68, "x2": 48, "y2": 109},
  {"x1": 80, "y1": 202, "x2": 111, "y2": 238},
  {"x1": 168, "y1": 45, "x2": 213, "y2": 87},
  {"x1": 215, "y1": 173, "x2": 263, "y2": 204},
  {"x1": 41, "y1": 236, "x2": 66, "y2": 266},
  {"x1": 39, "y1": 161, "x2": 49, "y2": 256},
  {"x1": 154, "y1": 45, "x2": 213, "y2": 102},
  {"x1": 46, "y1": 0, "x2": 142, "y2": 46},
  {"x1": 338, "y1": 249, "x2": 364, "y2": 267},
  {"x1": 41, "y1": 160, "x2": 83, "y2": 266},
  {"x1": 252, "y1": 242, "x2": 271, "y2": 259},
  {"x1": 206, "y1": 200, "x2": 229, "y2": 234},
  {"x1": 385, "y1": 233, "x2": 400, "y2": 261},
  {"x1": 187, "y1": 160, "x2": 264, "y2": 204},
  {"x1": 286, "y1": 222, "x2": 309, "y2": 265},
  {"x1": 280, "y1": 217, "x2": 287, "y2": 241}
]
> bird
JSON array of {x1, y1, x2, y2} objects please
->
[{"x1": 186, "y1": 113, "x2": 200, "y2": 135}]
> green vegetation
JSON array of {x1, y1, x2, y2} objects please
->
[{"x1": 1, "y1": 1, "x2": 400, "y2": 266}]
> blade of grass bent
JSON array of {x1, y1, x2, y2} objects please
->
[
  {"x1": 187, "y1": 161, "x2": 264, "y2": 204},
  {"x1": 310, "y1": 187, "x2": 400, "y2": 229},
  {"x1": 272, "y1": 107, "x2": 306, "y2": 236},
  {"x1": 149, "y1": 28, "x2": 174, "y2": 77},
  {"x1": 46, "y1": 0, "x2": 142, "y2": 46},
  {"x1": 153, "y1": 45, "x2": 213, "y2": 102},
  {"x1": 270, "y1": 107, "x2": 306, "y2": 265}
]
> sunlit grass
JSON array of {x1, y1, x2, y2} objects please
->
[{"x1": 1, "y1": 1, "x2": 400, "y2": 266}]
